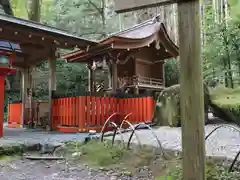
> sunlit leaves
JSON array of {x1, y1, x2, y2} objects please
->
[
  {"x1": 229, "y1": 0, "x2": 240, "y2": 23},
  {"x1": 10, "y1": 0, "x2": 28, "y2": 18}
]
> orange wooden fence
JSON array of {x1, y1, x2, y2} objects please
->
[
  {"x1": 52, "y1": 96, "x2": 155, "y2": 133},
  {"x1": 7, "y1": 96, "x2": 155, "y2": 133},
  {"x1": 7, "y1": 103, "x2": 22, "y2": 128}
]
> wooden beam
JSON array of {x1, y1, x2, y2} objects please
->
[
  {"x1": 0, "y1": 30, "x2": 53, "y2": 48},
  {"x1": 114, "y1": 0, "x2": 194, "y2": 13},
  {"x1": 178, "y1": 0, "x2": 205, "y2": 179},
  {"x1": 0, "y1": 25, "x2": 86, "y2": 49}
]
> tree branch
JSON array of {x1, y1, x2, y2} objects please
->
[{"x1": 87, "y1": 0, "x2": 102, "y2": 15}]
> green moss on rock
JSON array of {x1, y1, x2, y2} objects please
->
[
  {"x1": 210, "y1": 86, "x2": 240, "y2": 121},
  {"x1": 153, "y1": 84, "x2": 210, "y2": 127}
]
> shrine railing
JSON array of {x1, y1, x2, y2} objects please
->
[{"x1": 119, "y1": 76, "x2": 163, "y2": 88}]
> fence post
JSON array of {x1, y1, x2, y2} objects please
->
[{"x1": 78, "y1": 96, "x2": 86, "y2": 132}]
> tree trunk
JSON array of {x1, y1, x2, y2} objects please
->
[
  {"x1": 27, "y1": 0, "x2": 41, "y2": 22},
  {"x1": 100, "y1": 0, "x2": 106, "y2": 38}
]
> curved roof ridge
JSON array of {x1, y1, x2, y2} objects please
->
[{"x1": 101, "y1": 14, "x2": 162, "y2": 41}]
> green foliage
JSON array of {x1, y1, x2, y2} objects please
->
[
  {"x1": 34, "y1": 59, "x2": 88, "y2": 99},
  {"x1": 78, "y1": 140, "x2": 126, "y2": 167},
  {"x1": 167, "y1": 161, "x2": 240, "y2": 180},
  {"x1": 229, "y1": 0, "x2": 240, "y2": 23},
  {"x1": 41, "y1": 0, "x2": 135, "y2": 40},
  {"x1": 64, "y1": 140, "x2": 157, "y2": 168},
  {"x1": 202, "y1": 8, "x2": 239, "y2": 87},
  {"x1": 164, "y1": 59, "x2": 179, "y2": 87},
  {"x1": 10, "y1": 0, "x2": 28, "y2": 18}
]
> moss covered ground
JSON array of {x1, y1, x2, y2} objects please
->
[
  {"x1": 210, "y1": 86, "x2": 240, "y2": 119},
  {"x1": 57, "y1": 140, "x2": 240, "y2": 179},
  {"x1": 211, "y1": 86, "x2": 240, "y2": 109}
]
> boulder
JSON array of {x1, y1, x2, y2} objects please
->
[{"x1": 153, "y1": 84, "x2": 210, "y2": 127}]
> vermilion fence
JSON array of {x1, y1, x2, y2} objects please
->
[
  {"x1": 52, "y1": 95, "x2": 155, "y2": 133},
  {"x1": 7, "y1": 95, "x2": 155, "y2": 133},
  {"x1": 7, "y1": 102, "x2": 22, "y2": 128}
]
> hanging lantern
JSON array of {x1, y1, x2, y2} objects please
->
[
  {"x1": 0, "y1": 54, "x2": 10, "y2": 66},
  {"x1": 0, "y1": 41, "x2": 18, "y2": 75}
]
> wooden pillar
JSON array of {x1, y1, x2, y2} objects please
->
[
  {"x1": 162, "y1": 61, "x2": 166, "y2": 87},
  {"x1": 21, "y1": 69, "x2": 27, "y2": 127},
  {"x1": 48, "y1": 52, "x2": 56, "y2": 131},
  {"x1": 92, "y1": 69, "x2": 96, "y2": 92},
  {"x1": 112, "y1": 61, "x2": 118, "y2": 92},
  {"x1": 108, "y1": 71, "x2": 112, "y2": 89},
  {"x1": 134, "y1": 85, "x2": 139, "y2": 95},
  {"x1": 0, "y1": 76, "x2": 4, "y2": 137},
  {"x1": 21, "y1": 68, "x2": 32, "y2": 127},
  {"x1": 106, "y1": 60, "x2": 112, "y2": 89},
  {"x1": 178, "y1": 1, "x2": 205, "y2": 179},
  {"x1": 87, "y1": 63, "x2": 93, "y2": 92},
  {"x1": 28, "y1": 68, "x2": 33, "y2": 127},
  {"x1": 133, "y1": 58, "x2": 139, "y2": 95}
]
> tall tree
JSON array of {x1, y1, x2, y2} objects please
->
[
  {"x1": 0, "y1": 0, "x2": 13, "y2": 15},
  {"x1": 27, "y1": 0, "x2": 41, "y2": 21}
]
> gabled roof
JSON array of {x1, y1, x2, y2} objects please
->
[
  {"x1": 0, "y1": 13, "x2": 97, "y2": 67},
  {"x1": 63, "y1": 15, "x2": 179, "y2": 63},
  {"x1": 0, "y1": 14, "x2": 97, "y2": 49}
]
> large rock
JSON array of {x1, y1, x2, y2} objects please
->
[{"x1": 153, "y1": 84, "x2": 210, "y2": 127}]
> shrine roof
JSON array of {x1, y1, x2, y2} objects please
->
[
  {"x1": 0, "y1": 14, "x2": 97, "y2": 48},
  {"x1": 0, "y1": 13, "x2": 97, "y2": 67},
  {"x1": 63, "y1": 15, "x2": 179, "y2": 63}
]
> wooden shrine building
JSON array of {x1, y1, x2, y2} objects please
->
[
  {"x1": 0, "y1": 12, "x2": 96, "y2": 130},
  {"x1": 63, "y1": 15, "x2": 179, "y2": 94}
]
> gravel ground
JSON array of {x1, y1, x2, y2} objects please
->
[
  {"x1": 0, "y1": 158, "x2": 155, "y2": 180},
  {"x1": 110, "y1": 123, "x2": 240, "y2": 160},
  {"x1": 2, "y1": 121, "x2": 240, "y2": 179},
  {"x1": 0, "y1": 127, "x2": 156, "y2": 180}
]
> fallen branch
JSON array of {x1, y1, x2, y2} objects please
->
[{"x1": 24, "y1": 156, "x2": 65, "y2": 160}]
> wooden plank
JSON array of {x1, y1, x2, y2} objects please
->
[
  {"x1": 86, "y1": 96, "x2": 91, "y2": 128},
  {"x1": 96, "y1": 97, "x2": 101, "y2": 127},
  {"x1": 75, "y1": 97, "x2": 79, "y2": 127},
  {"x1": 72, "y1": 97, "x2": 77, "y2": 127},
  {"x1": 91, "y1": 96, "x2": 96, "y2": 127},
  {"x1": 78, "y1": 96, "x2": 86, "y2": 131},
  {"x1": 178, "y1": 0, "x2": 205, "y2": 179},
  {"x1": 62, "y1": 98, "x2": 66, "y2": 126},
  {"x1": 114, "y1": 0, "x2": 195, "y2": 13}
]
